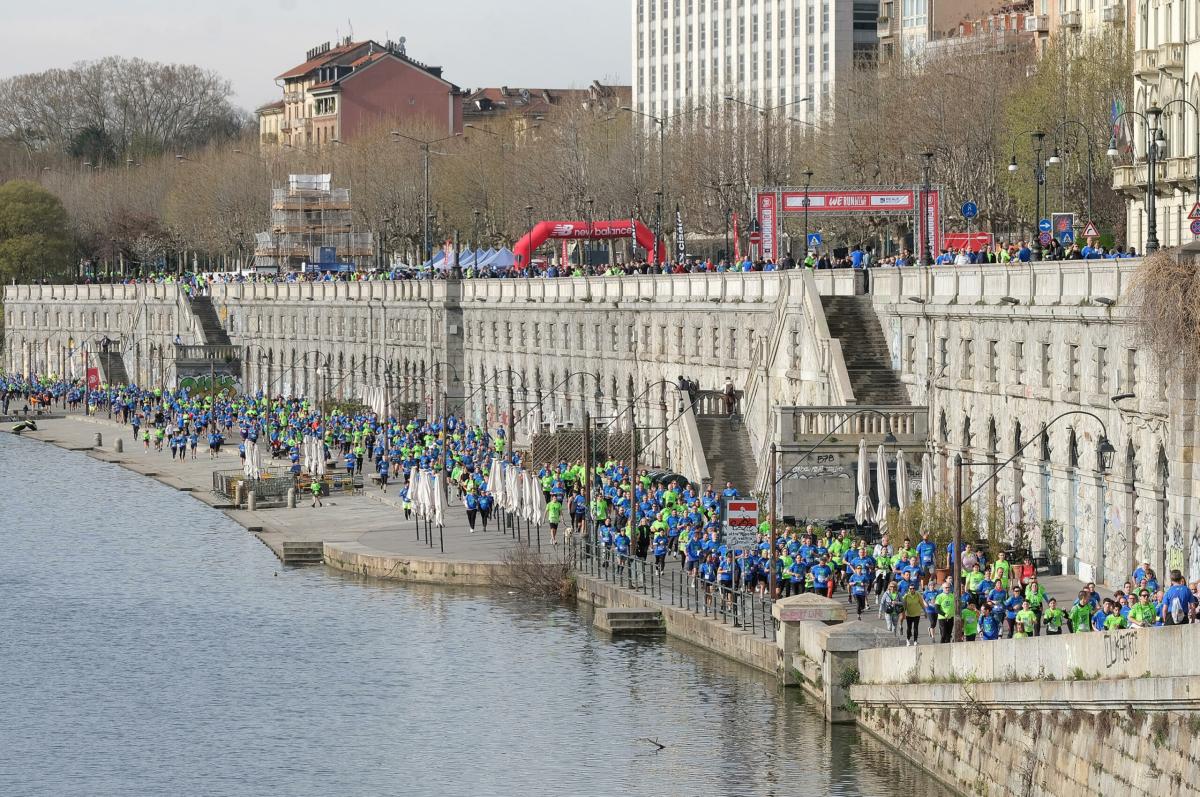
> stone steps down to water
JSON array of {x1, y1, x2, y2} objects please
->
[
  {"x1": 593, "y1": 608, "x2": 666, "y2": 636},
  {"x1": 280, "y1": 541, "x2": 324, "y2": 565}
]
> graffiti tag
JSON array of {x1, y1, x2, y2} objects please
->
[{"x1": 1103, "y1": 631, "x2": 1138, "y2": 670}]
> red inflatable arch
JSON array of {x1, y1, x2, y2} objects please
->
[{"x1": 513, "y1": 219, "x2": 667, "y2": 269}]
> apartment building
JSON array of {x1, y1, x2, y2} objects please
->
[
  {"x1": 1113, "y1": 0, "x2": 1194, "y2": 252},
  {"x1": 631, "y1": 0, "x2": 880, "y2": 124},
  {"x1": 256, "y1": 37, "x2": 464, "y2": 148}
]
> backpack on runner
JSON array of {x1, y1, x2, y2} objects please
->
[{"x1": 1170, "y1": 591, "x2": 1188, "y2": 625}]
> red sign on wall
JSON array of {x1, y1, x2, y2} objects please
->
[{"x1": 944, "y1": 232, "x2": 994, "y2": 252}]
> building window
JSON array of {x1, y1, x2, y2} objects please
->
[
  {"x1": 962, "y1": 339, "x2": 974, "y2": 379},
  {"x1": 1124, "y1": 348, "x2": 1138, "y2": 392},
  {"x1": 987, "y1": 340, "x2": 998, "y2": 383},
  {"x1": 1096, "y1": 346, "x2": 1109, "y2": 393},
  {"x1": 1041, "y1": 342, "x2": 1052, "y2": 387},
  {"x1": 1067, "y1": 344, "x2": 1079, "y2": 390},
  {"x1": 1011, "y1": 340, "x2": 1025, "y2": 384}
]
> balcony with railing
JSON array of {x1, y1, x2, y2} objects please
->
[
  {"x1": 1060, "y1": 10, "x2": 1081, "y2": 28},
  {"x1": 778, "y1": 406, "x2": 929, "y2": 449},
  {"x1": 1134, "y1": 48, "x2": 1160, "y2": 78},
  {"x1": 1158, "y1": 42, "x2": 1185, "y2": 75}
]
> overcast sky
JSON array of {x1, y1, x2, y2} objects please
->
[{"x1": 0, "y1": 0, "x2": 631, "y2": 110}]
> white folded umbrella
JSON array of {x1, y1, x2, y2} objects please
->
[
  {"x1": 855, "y1": 438, "x2": 874, "y2": 526},
  {"x1": 874, "y1": 443, "x2": 890, "y2": 535},
  {"x1": 921, "y1": 452, "x2": 935, "y2": 502},
  {"x1": 895, "y1": 449, "x2": 911, "y2": 513},
  {"x1": 432, "y1": 473, "x2": 445, "y2": 527}
]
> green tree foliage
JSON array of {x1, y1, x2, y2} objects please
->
[
  {"x1": 67, "y1": 125, "x2": 118, "y2": 167},
  {"x1": 0, "y1": 180, "x2": 76, "y2": 282}
]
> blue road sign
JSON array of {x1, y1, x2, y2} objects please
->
[
  {"x1": 807, "y1": 233, "x2": 823, "y2": 248},
  {"x1": 1038, "y1": 218, "x2": 1052, "y2": 233},
  {"x1": 1059, "y1": 229, "x2": 1075, "y2": 244},
  {"x1": 1190, "y1": 219, "x2": 1200, "y2": 236},
  {"x1": 961, "y1": 201, "x2": 978, "y2": 219}
]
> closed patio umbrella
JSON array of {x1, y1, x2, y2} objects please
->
[{"x1": 855, "y1": 438, "x2": 874, "y2": 526}]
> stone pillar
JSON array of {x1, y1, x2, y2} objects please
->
[{"x1": 772, "y1": 593, "x2": 893, "y2": 724}]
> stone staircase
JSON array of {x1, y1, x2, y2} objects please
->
[
  {"x1": 818, "y1": 295, "x2": 910, "y2": 405},
  {"x1": 188, "y1": 295, "x2": 233, "y2": 346},
  {"x1": 95, "y1": 349, "x2": 130, "y2": 386},
  {"x1": 280, "y1": 541, "x2": 324, "y2": 565},
  {"x1": 695, "y1": 416, "x2": 757, "y2": 492},
  {"x1": 593, "y1": 608, "x2": 665, "y2": 636}
]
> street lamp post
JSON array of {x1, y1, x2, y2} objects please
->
[
  {"x1": 391, "y1": 131, "x2": 462, "y2": 267},
  {"x1": 722, "y1": 96, "x2": 812, "y2": 187},
  {"x1": 920, "y1": 152, "x2": 935, "y2": 265},
  {"x1": 801, "y1": 169, "x2": 814, "y2": 264},
  {"x1": 524, "y1": 205, "x2": 535, "y2": 272},
  {"x1": 1109, "y1": 107, "x2": 1161, "y2": 254},
  {"x1": 768, "y1": 409, "x2": 899, "y2": 600},
  {"x1": 952, "y1": 411, "x2": 1115, "y2": 641},
  {"x1": 1158, "y1": 99, "x2": 1200, "y2": 200},
  {"x1": 621, "y1": 104, "x2": 706, "y2": 265},
  {"x1": 1047, "y1": 120, "x2": 1096, "y2": 226}
]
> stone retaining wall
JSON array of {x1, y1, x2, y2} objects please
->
[
  {"x1": 851, "y1": 676, "x2": 1200, "y2": 797},
  {"x1": 322, "y1": 541, "x2": 508, "y2": 586}
]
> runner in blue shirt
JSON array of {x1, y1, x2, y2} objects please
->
[{"x1": 849, "y1": 565, "x2": 871, "y2": 620}]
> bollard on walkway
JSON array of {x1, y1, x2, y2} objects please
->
[
  {"x1": 114, "y1": 438, "x2": 123, "y2": 453},
  {"x1": 234, "y1": 483, "x2": 244, "y2": 507},
  {"x1": 247, "y1": 490, "x2": 257, "y2": 512},
  {"x1": 93, "y1": 432, "x2": 103, "y2": 448},
  {"x1": 287, "y1": 487, "x2": 296, "y2": 509}
]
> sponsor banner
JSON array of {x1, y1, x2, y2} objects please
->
[
  {"x1": 630, "y1": 216, "x2": 638, "y2": 259},
  {"x1": 544, "y1": 220, "x2": 640, "y2": 239},
  {"x1": 86, "y1": 367, "x2": 100, "y2": 390},
  {"x1": 757, "y1": 193, "x2": 776, "y2": 261},
  {"x1": 781, "y1": 190, "x2": 916, "y2": 213}
]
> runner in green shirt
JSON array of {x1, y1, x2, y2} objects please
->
[
  {"x1": 1128, "y1": 590, "x2": 1157, "y2": 627},
  {"x1": 934, "y1": 585, "x2": 957, "y2": 644},
  {"x1": 961, "y1": 603, "x2": 980, "y2": 640},
  {"x1": 1103, "y1": 604, "x2": 1128, "y2": 631},
  {"x1": 1042, "y1": 599, "x2": 1066, "y2": 635},
  {"x1": 991, "y1": 552, "x2": 1011, "y2": 591},
  {"x1": 546, "y1": 498, "x2": 563, "y2": 546},
  {"x1": 1015, "y1": 601, "x2": 1037, "y2": 638},
  {"x1": 966, "y1": 564, "x2": 985, "y2": 596},
  {"x1": 1067, "y1": 592, "x2": 1093, "y2": 633}
]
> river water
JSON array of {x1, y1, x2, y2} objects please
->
[{"x1": 0, "y1": 433, "x2": 941, "y2": 797}]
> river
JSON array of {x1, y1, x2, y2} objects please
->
[{"x1": 0, "y1": 432, "x2": 941, "y2": 796}]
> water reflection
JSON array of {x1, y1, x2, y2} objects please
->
[{"x1": 0, "y1": 434, "x2": 940, "y2": 797}]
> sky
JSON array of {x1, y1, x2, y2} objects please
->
[{"x1": 0, "y1": 0, "x2": 631, "y2": 110}]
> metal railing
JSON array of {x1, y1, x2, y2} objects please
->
[{"x1": 568, "y1": 539, "x2": 776, "y2": 641}]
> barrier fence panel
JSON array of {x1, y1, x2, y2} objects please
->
[{"x1": 568, "y1": 539, "x2": 776, "y2": 641}]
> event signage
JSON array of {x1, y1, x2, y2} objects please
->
[
  {"x1": 757, "y1": 193, "x2": 776, "y2": 261},
  {"x1": 781, "y1": 190, "x2": 916, "y2": 213},
  {"x1": 726, "y1": 499, "x2": 760, "y2": 528},
  {"x1": 675, "y1": 205, "x2": 685, "y2": 264},
  {"x1": 944, "y1": 232, "x2": 993, "y2": 252}
]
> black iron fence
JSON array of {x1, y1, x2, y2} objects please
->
[{"x1": 568, "y1": 539, "x2": 776, "y2": 641}]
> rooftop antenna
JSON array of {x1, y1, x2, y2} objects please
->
[
  {"x1": 398, "y1": 36, "x2": 407, "y2": 56},
  {"x1": 347, "y1": 19, "x2": 354, "y2": 41}
]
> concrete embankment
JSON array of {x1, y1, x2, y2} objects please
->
[
  {"x1": 847, "y1": 626, "x2": 1200, "y2": 797},
  {"x1": 575, "y1": 574, "x2": 778, "y2": 675}
]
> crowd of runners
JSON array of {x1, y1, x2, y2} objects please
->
[{"x1": 4, "y1": 371, "x2": 1196, "y2": 645}]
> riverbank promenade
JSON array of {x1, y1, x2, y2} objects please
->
[{"x1": 12, "y1": 414, "x2": 527, "y2": 576}]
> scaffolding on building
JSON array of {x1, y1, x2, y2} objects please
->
[{"x1": 254, "y1": 174, "x2": 374, "y2": 272}]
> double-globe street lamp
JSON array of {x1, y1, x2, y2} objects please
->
[
  {"x1": 1108, "y1": 105, "x2": 1163, "y2": 254},
  {"x1": 950, "y1": 411, "x2": 1116, "y2": 641},
  {"x1": 1008, "y1": 130, "x2": 1048, "y2": 260},
  {"x1": 1046, "y1": 119, "x2": 1096, "y2": 227},
  {"x1": 391, "y1": 131, "x2": 463, "y2": 267},
  {"x1": 620, "y1": 105, "x2": 705, "y2": 266}
]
